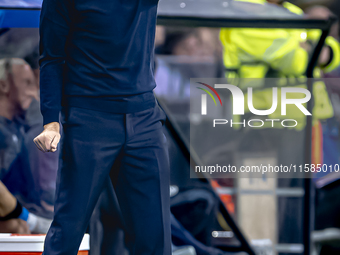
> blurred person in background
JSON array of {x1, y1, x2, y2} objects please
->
[
  {"x1": 305, "y1": 5, "x2": 340, "y2": 122},
  {"x1": 154, "y1": 28, "x2": 199, "y2": 97},
  {"x1": 305, "y1": 5, "x2": 339, "y2": 39},
  {"x1": 157, "y1": 27, "x2": 219, "y2": 57},
  {"x1": 0, "y1": 180, "x2": 51, "y2": 234},
  {"x1": 219, "y1": 0, "x2": 340, "y2": 248},
  {"x1": 0, "y1": 57, "x2": 52, "y2": 233},
  {"x1": 0, "y1": 57, "x2": 39, "y2": 204},
  {"x1": 0, "y1": 180, "x2": 30, "y2": 234},
  {"x1": 155, "y1": 27, "x2": 223, "y2": 97}
]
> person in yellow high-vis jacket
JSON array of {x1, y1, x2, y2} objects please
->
[{"x1": 220, "y1": 0, "x2": 340, "y2": 130}]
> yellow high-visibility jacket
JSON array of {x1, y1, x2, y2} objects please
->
[{"x1": 220, "y1": 0, "x2": 340, "y2": 130}]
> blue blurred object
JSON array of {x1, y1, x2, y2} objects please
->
[
  {"x1": 0, "y1": 0, "x2": 41, "y2": 28},
  {"x1": 0, "y1": 9, "x2": 40, "y2": 28},
  {"x1": 0, "y1": 10, "x2": 5, "y2": 27},
  {"x1": 0, "y1": 114, "x2": 41, "y2": 208},
  {"x1": 19, "y1": 207, "x2": 29, "y2": 221},
  {"x1": 0, "y1": 0, "x2": 42, "y2": 8}
]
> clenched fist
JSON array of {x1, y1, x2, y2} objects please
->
[{"x1": 33, "y1": 122, "x2": 61, "y2": 153}]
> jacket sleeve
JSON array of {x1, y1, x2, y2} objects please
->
[
  {"x1": 307, "y1": 29, "x2": 340, "y2": 74},
  {"x1": 39, "y1": 0, "x2": 72, "y2": 126},
  {"x1": 322, "y1": 36, "x2": 340, "y2": 73},
  {"x1": 225, "y1": 28, "x2": 309, "y2": 76}
]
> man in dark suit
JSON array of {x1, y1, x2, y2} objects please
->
[{"x1": 33, "y1": 1, "x2": 171, "y2": 254}]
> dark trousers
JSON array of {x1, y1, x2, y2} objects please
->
[
  {"x1": 42, "y1": 102, "x2": 171, "y2": 255},
  {"x1": 89, "y1": 178, "x2": 128, "y2": 255}
]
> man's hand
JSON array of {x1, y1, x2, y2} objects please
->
[
  {"x1": 33, "y1": 122, "x2": 61, "y2": 152},
  {"x1": 0, "y1": 219, "x2": 31, "y2": 234}
]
